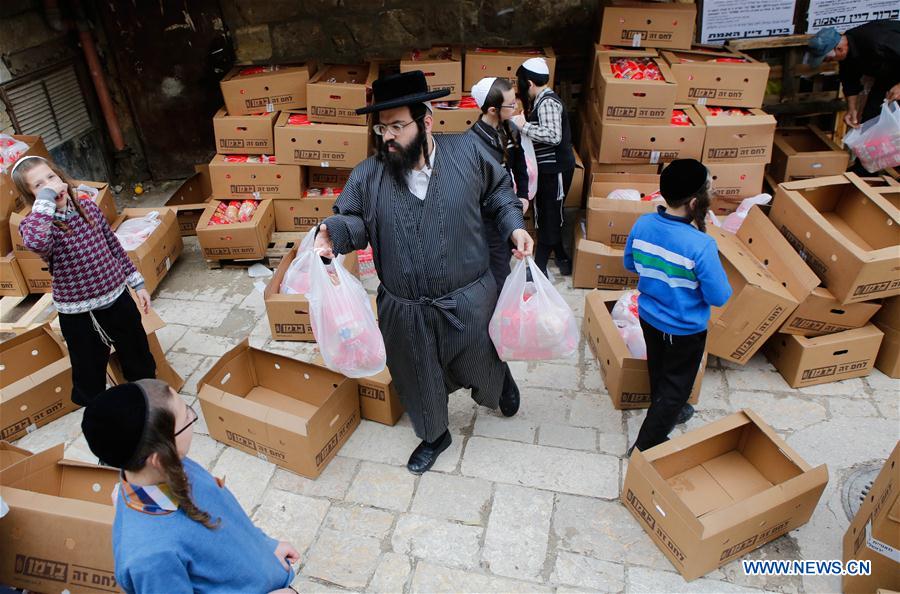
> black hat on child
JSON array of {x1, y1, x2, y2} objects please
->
[
  {"x1": 659, "y1": 159, "x2": 709, "y2": 205},
  {"x1": 356, "y1": 71, "x2": 451, "y2": 115},
  {"x1": 81, "y1": 383, "x2": 149, "y2": 469}
]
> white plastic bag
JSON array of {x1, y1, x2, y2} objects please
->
[
  {"x1": 607, "y1": 188, "x2": 642, "y2": 201},
  {"x1": 612, "y1": 290, "x2": 646, "y2": 359},
  {"x1": 0, "y1": 134, "x2": 29, "y2": 174},
  {"x1": 844, "y1": 101, "x2": 900, "y2": 173},
  {"x1": 280, "y1": 229, "x2": 317, "y2": 294},
  {"x1": 518, "y1": 133, "x2": 538, "y2": 200},
  {"x1": 489, "y1": 256, "x2": 578, "y2": 360},
  {"x1": 721, "y1": 193, "x2": 772, "y2": 233},
  {"x1": 305, "y1": 250, "x2": 386, "y2": 378},
  {"x1": 115, "y1": 211, "x2": 161, "y2": 250}
]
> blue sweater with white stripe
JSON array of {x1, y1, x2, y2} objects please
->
[{"x1": 623, "y1": 206, "x2": 732, "y2": 335}]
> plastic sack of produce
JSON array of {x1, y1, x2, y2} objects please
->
[
  {"x1": 843, "y1": 101, "x2": 900, "y2": 173},
  {"x1": 115, "y1": 211, "x2": 161, "y2": 250},
  {"x1": 721, "y1": 193, "x2": 772, "y2": 233},
  {"x1": 612, "y1": 290, "x2": 646, "y2": 359},
  {"x1": 280, "y1": 229, "x2": 317, "y2": 295},
  {"x1": 0, "y1": 135, "x2": 29, "y2": 174},
  {"x1": 489, "y1": 256, "x2": 577, "y2": 360},
  {"x1": 305, "y1": 250, "x2": 386, "y2": 378}
]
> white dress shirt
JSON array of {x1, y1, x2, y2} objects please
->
[{"x1": 406, "y1": 138, "x2": 437, "y2": 200}]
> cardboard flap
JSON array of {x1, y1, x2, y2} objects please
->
[
  {"x1": 632, "y1": 448, "x2": 706, "y2": 535},
  {"x1": 0, "y1": 441, "x2": 33, "y2": 472},
  {"x1": 740, "y1": 409, "x2": 813, "y2": 472},
  {"x1": 197, "y1": 338, "x2": 251, "y2": 396},
  {"x1": 0, "y1": 443, "x2": 64, "y2": 485},
  {"x1": 711, "y1": 227, "x2": 796, "y2": 301},
  {"x1": 1, "y1": 323, "x2": 68, "y2": 391}
]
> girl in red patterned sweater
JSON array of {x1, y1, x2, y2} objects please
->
[{"x1": 14, "y1": 156, "x2": 156, "y2": 406}]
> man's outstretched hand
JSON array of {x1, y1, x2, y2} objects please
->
[{"x1": 511, "y1": 228, "x2": 534, "y2": 260}]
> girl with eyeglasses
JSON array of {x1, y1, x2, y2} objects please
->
[{"x1": 81, "y1": 379, "x2": 300, "y2": 594}]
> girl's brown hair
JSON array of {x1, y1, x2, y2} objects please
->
[
  {"x1": 11, "y1": 156, "x2": 95, "y2": 231},
  {"x1": 478, "y1": 78, "x2": 519, "y2": 166},
  {"x1": 126, "y1": 378, "x2": 219, "y2": 529}
]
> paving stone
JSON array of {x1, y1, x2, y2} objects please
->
[
  {"x1": 865, "y1": 369, "x2": 899, "y2": 394},
  {"x1": 448, "y1": 390, "x2": 477, "y2": 431},
  {"x1": 410, "y1": 472, "x2": 493, "y2": 525},
  {"x1": 462, "y1": 437, "x2": 619, "y2": 498},
  {"x1": 303, "y1": 528, "x2": 382, "y2": 590},
  {"x1": 719, "y1": 353, "x2": 776, "y2": 372},
  {"x1": 726, "y1": 369, "x2": 795, "y2": 393},
  {"x1": 157, "y1": 284, "x2": 248, "y2": 305},
  {"x1": 391, "y1": 513, "x2": 483, "y2": 569},
  {"x1": 728, "y1": 391, "x2": 827, "y2": 432},
  {"x1": 499, "y1": 388, "x2": 574, "y2": 426},
  {"x1": 211, "y1": 446, "x2": 276, "y2": 513},
  {"x1": 473, "y1": 415, "x2": 537, "y2": 443},
  {"x1": 187, "y1": 433, "x2": 224, "y2": 470},
  {"x1": 237, "y1": 286, "x2": 267, "y2": 314},
  {"x1": 582, "y1": 365, "x2": 605, "y2": 392},
  {"x1": 699, "y1": 368, "x2": 730, "y2": 410},
  {"x1": 63, "y1": 434, "x2": 96, "y2": 463},
  {"x1": 346, "y1": 461, "x2": 416, "y2": 511},
  {"x1": 787, "y1": 416, "x2": 899, "y2": 469},
  {"x1": 825, "y1": 396, "x2": 880, "y2": 418},
  {"x1": 482, "y1": 484, "x2": 553, "y2": 580},
  {"x1": 252, "y1": 488, "x2": 330, "y2": 555},
  {"x1": 538, "y1": 423, "x2": 596, "y2": 451},
  {"x1": 551, "y1": 551, "x2": 625, "y2": 592},
  {"x1": 870, "y1": 377, "x2": 900, "y2": 419},
  {"x1": 519, "y1": 361, "x2": 582, "y2": 391},
  {"x1": 410, "y1": 561, "x2": 553, "y2": 593},
  {"x1": 171, "y1": 331, "x2": 238, "y2": 357},
  {"x1": 270, "y1": 456, "x2": 358, "y2": 499},
  {"x1": 323, "y1": 504, "x2": 394, "y2": 540},
  {"x1": 597, "y1": 432, "x2": 627, "y2": 457},
  {"x1": 718, "y1": 536, "x2": 804, "y2": 594},
  {"x1": 290, "y1": 576, "x2": 348, "y2": 594},
  {"x1": 182, "y1": 356, "x2": 220, "y2": 396},
  {"x1": 796, "y1": 377, "x2": 867, "y2": 397},
  {"x1": 627, "y1": 566, "x2": 763, "y2": 593},
  {"x1": 191, "y1": 402, "x2": 211, "y2": 436},
  {"x1": 167, "y1": 351, "x2": 206, "y2": 385},
  {"x1": 367, "y1": 552, "x2": 412, "y2": 593},
  {"x1": 569, "y1": 392, "x2": 624, "y2": 433},
  {"x1": 338, "y1": 421, "x2": 461, "y2": 473},
  {"x1": 155, "y1": 323, "x2": 189, "y2": 352},
  {"x1": 152, "y1": 298, "x2": 236, "y2": 328},
  {"x1": 14, "y1": 408, "x2": 84, "y2": 452}
]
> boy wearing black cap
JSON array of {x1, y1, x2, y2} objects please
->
[{"x1": 623, "y1": 159, "x2": 732, "y2": 453}]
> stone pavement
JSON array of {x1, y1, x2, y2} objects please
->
[{"x1": 12, "y1": 196, "x2": 900, "y2": 593}]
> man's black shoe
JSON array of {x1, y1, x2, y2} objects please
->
[
  {"x1": 557, "y1": 259, "x2": 573, "y2": 276},
  {"x1": 499, "y1": 370, "x2": 520, "y2": 417},
  {"x1": 407, "y1": 431, "x2": 452, "y2": 475},
  {"x1": 676, "y1": 403, "x2": 695, "y2": 425}
]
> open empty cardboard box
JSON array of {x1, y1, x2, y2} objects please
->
[
  {"x1": 198, "y1": 340, "x2": 360, "y2": 478},
  {"x1": 0, "y1": 441, "x2": 31, "y2": 470},
  {"x1": 769, "y1": 126, "x2": 849, "y2": 184},
  {"x1": 0, "y1": 443, "x2": 118, "y2": 593},
  {"x1": 110, "y1": 208, "x2": 183, "y2": 295},
  {"x1": 872, "y1": 297, "x2": 900, "y2": 378},
  {"x1": 164, "y1": 165, "x2": 213, "y2": 236},
  {"x1": 623, "y1": 409, "x2": 828, "y2": 581}
]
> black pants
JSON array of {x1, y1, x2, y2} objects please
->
[
  {"x1": 534, "y1": 169, "x2": 574, "y2": 274},
  {"x1": 58, "y1": 290, "x2": 156, "y2": 406},
  {"x1": 633, "y1": 318, "x2": 706, "y2": 452}
]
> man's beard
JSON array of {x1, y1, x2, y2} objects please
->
[{"x1": 377, "y1": 127, "x2": 428, "y2": 187}]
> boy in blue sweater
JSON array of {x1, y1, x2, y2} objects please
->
[
  {"x1": 81, "y1": 379, "x2": 300, "y2": 594},
  {"x1": 624, "y1": 159, "x2": 732, "y2": 453}
]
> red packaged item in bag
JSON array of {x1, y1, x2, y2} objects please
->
[
  {"x1": 208, "y1": 202, "x2": 230, "y2": 226},
  {"x1": 671, "y1": 109, "x2": 691, "y2": 127},
  {"x1": 224, "y1": 155, "x2": 250, "y2": 163},
  {"x1": 287, "y1": 113, "x2": 312, "y2": 126},
  {"x1": 457, "y1": 96, "x2": 479, "y2": 109},
  {"x1": 225, "y1": 200, "x2": 241, "y2": 223},
  {"x1": 238, "y1": 66, "x2": 278, "y2": 76},
  {"x1": 714, "y1": 57, "x2": 748, "y2": 63},
  {"x1": 238, "y1": 199, "x2": 258, "y2": 222}
]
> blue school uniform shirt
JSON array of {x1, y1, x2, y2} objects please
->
[
  {"x1": 112, "y1": 457, "x2": 293, "y2": 594},
  {"x1": 623, "y1": 206, "x2": 732, "y2": 335}
]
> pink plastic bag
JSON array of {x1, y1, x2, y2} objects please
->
[
  {"x1": 489, "y1": 257, "x2": 577, "y2": 360},
  {"x1": 306, "y1": 251, "x2": 386, "y2": 378},
  {"x1": 721, "y1": 193, "x2": 772, "y2": 233},
  {"x1": 115, "y1": 211, "x2": 161, "y2": 250},
  {"x1": 518, "y1": 133, "x2": 538, "y2": 200},
  {"x1": 844, "y1": 101, "x2": 900, "y2": 173},
  {"x1": 280, "y1": 229, "x2": 317, "y2": 295}
]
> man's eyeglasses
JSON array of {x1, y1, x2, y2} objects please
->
[
  {"x1": 499, "y1": 104, "x2": 518, "y2": 110},
  {"x1": 373, "y1": 116, "x2": 423, "y2": 137},
  {"x1": 175, "y1": 404, "x2": 199, "y2": 437}
]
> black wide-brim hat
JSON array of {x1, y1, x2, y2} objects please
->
[{"x1": 356, "y1": 70, "x2": 451, "y2": 115}]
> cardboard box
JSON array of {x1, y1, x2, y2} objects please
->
[
  {"x1": 16, "y1": 256, "x2": 51, "y2": 294},
  {"x1": 623, "y1": 409, "x2": 828, "y2": 581},
  {"x1": 312, "y1": 354, "x2": 404, "y2": 426},
  {"x1": 565, "y1": 149, "x2": 586, "y2": 208},
  {"x1": 212, "y1": 107, "x2": 277, "y2": 155},
  {"x1": 589, "y1": 46, "x2": 658, "y2": 91},
  {"x1": 0, "y1": 324, "x2": 76, "y2": 442},
  {"x1": 274, "y1": 197, "x2": 335, "y2": 232},
  {"x1": 573, "y1": 222, "x2": 638, "y2": 290},
  {"x1": 197, "y1": 340, "x2": 361, "y2": 478},
  {"x1": 0, "y1": 444, "x2": 118, "y2": 594},
  {"x1": 765, "y1": 324, "x2": 883, "y2": 388},
  {"x1": 873, "y1": 324, "x2": 900, "y2": 378},
  {"x1": 697, "y1": 106, "x2": 776, "y2": 164},
  {"x1": 842, "y1": 442, "x2": 899, "y2": 594},
  {"x1": 598, "y1": 2, "x2": 697, "y2": 49},
  {"x1": 463, "y1": 47, "x2": 557, "y2": 90},
  {"x1": 111, "y1": 208, "x2": 183, "y2": 295},
  {"x1": 584, "y1": 290, "x2": 704, "y2": 409},
  {"x1": 274, "y1": 112, "x2": 371, "y2": 169},
  {"x1": 164, "y1": 166, "x2": 214, "y2": 236},
  {"x1": 219, "y1": 63, "x2": 316, "y2": 116},
  {"x1": 594, "y1": 54, "x2": 678, "y2": 124},
  {"x1": 586, "y1": 195, "x2": 655, "y2": 247},
  {"x1": 769, "y1": 126, "x2": 850, "y2": 184},
  {"x1": 661, "y1": 48, "x2": 769, "y2": 108},
  {"x1": 0, "y1": 252, "x2": 28, "y2": 296},
  {"x1": 594, "y1": 106, "x2": 705, "y2": 164},
  {"x1": 431, "y1": 97, "x2": 481, "y2": 134},
  {"x1": 592, "y1": 163, "x2": 661, "y2": 176},
  {"x1": 769, "y1": 174, "x2": 900, "y2": 304},
  {"x1": 307, "y1": 166, "x2": 352, "y2": 189},
  {"x1": 196, "y1": 199, "x2": 275, "y2": 260},
  {"x1": 72, "y1": 180, "x2": 117, "y2": 225},
  {"x1": 400, "y1": 47, "x2": 463, "y2": 101},
  {"x1": 1, "y1": 135, "x2": 50, "y2": 219},
  {"x1": 781, "y1": 287, "x2": 882, "y2": 337},
  {"x1": 706, "y1": 162, "x2": 767, "y2": 215},
  {"x1": 589, "y1": 172, "x2": 660, "y2": 199},
  {"x1": 307, "y1": 64, "x2": 378, "y2": 126},
  {"x1": 0, "y1": 441, "x2": 31, "y2": 470},
  {"x1": 208, "y1": 154, "x2": 304, "y2": 200},
  {"x1": 107, "y1": 297, "x2": 184, "y2": 391}
]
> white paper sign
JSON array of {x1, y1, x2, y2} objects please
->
[
  {"x1": 807, "y1": 0, "x2": 899, "y2": 33},
  {"x1": 700, "y1": 0, "x2": 796, "y2": 44}
]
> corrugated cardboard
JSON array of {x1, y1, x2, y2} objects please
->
[
  {"x1": 274, "y1": 197, "x2": 336, "y2": 233},
  {"x1": 769, "y1": 126, "x2": 849, "y2": 183},
  {"x1": 0, "y1": 441, "x2": 31, "y2": 470},
  {"x1": 197, "y1": 341, "x2": 361, "y2": 478},
  {"x1": 400, "y1": 47, "x2": 463, "y2": 101},
  {"x1": 196, "y1": 199, "x2": 275, "y2": 260},
  {"x1": 592, "y1": 163, "x2": 661, "y2": 176},
  {"x1": 565, "y1": 149, "x2": 586, "y2": 208},
  {"x1": 212, "y1": 107, "x2": 277, "y2": 155},
  {"x1": 307, "y1": 166, "x2": 352, "y2": 189},
  {"x1": 589, "y1": 46, "x2": 658, "y2": 91},
  {"x1": 0, "y1": 444, "x2": 118, "y2": 593},
  {"x1": 219, "y1": 63, "x2": 316, "y2": 115},
  {"x1": 1, "y1": 135, "x2": 50, "y2": 220},
  {"x1": 432, "y1": 96, "x2": 481, "y2": 133},
  {"x1": 623, "y1": 409, "x2": 828, "y2": 580},
  {"x1": 312, "y1": 354, "x2": 403, "y2": 426},
  {"x1": 873, "y1": 324, "x2": 900, "y2": 378},
  {"x1": 0, "y1": 324, "x2": 76, "y2": 442},
  {"x1": 307, "y1": 64, "x2": 378, "y2": 125},
  {"x1": 781, "y1": 287, "x2": 882, "y2": 337},
  {"x1": 111, "y1": 208, "x2": 183, "y2": 295},
  {"x1": 274, "y1": 112, "x2": 371, "y2": 169},
  {"x1": 598, "y1": 2, "x2": 696, "y2": 49},
  {"x1": 697, "y1": 106, "x2": 776, "y2": 164},
  {"x1": 164, "y1": 166, "x2": 214, "y2": 236},
  {"x1": 706, "y1": 162, "x2": 767, "y2": 215},
  {"x1": 590, "y1": 172, "x2": 660, "y2": 200},
  {"x1": 842, "y1": 442, "x2": 899, "y2": 594},
  {"x1": 661, "y1": 48, "x2": 769, "y2": 108},
  {"x1": 573, "y1": 222, "x2": 638, "y2": 290},
  {"x1": 594, "y1": 54, "x2": 678, "y2": 124},
  {"x1": 72, "y1": 180, "x2": 117, "y2": 225},
  {"x1": 765, "y1": 325, "x2": 883, "y2": 387},
  {"x1": 463, "y1": 47, "x2": 557, "y2": 89},
  {"x1": 16, "y1": 257, "x2": 51, "y2": 293},
  {"x1": 769, "y1": 174, "x2": 900, "y2": 304},
  {"x1": 593, "y1": 106, "x2": 705, "y2": 164},
  {"x1": 584, "y1": 290, "x2": 703, "y2": 409},
  {"x1": 0, "y1": 253, "x2": 28, "y2": 296},
  {"x1": 107, "y1": 296, "x2": 184, "y2": 391},
  {"x1": 208, "y1": 154, "x2": 304, "y2": 200},
  {"x1": 586, "y1": 195, "x2": 655, "y2": 247}
]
